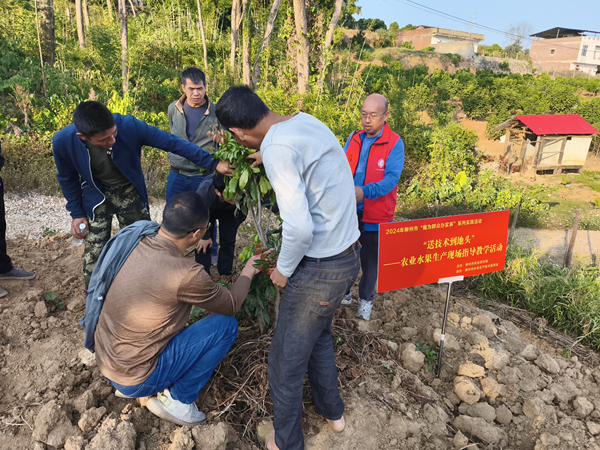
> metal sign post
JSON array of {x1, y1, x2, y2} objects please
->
[{"x1": 436, "y1": 275, "x2": 463, "y2": 378}]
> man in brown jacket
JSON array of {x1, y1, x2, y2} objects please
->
[{"x1": 93, "y1": 191, "x2": 261, "y2": 426}]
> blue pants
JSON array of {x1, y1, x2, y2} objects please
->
[
  {"x1": 346, "y1": 213, "x2": 378, "y2": 303},
  {"x1": 166, "y1": 170, "x2": 217, "y2": 257},
  {"x1": 107, "y1": 314, "x2": 238, "y2": 404},
  {"x1": 268, "y1": 246, "x2": 361, "y2": 450}
]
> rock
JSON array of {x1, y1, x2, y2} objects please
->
[
  {"x1": 480, "y1": 377, "x2": 506, "y2": 399},
  {"x1": 453, "y1": 415, "x2": 505, "y2": 445},
  {"x1": 85, "y1": 417, "x2": 136, "y2": 450},
  {"x1": 454, "y1": 376, "x2": 482, "y2": 405},
  {"x1": 587, "y1": 421, "x2": 600, "y2": 436},
  {"x1": 466, "y1": 402, "x2": 496, "y2": 422},
  {"x1": 65, "y1": 435, "x2": 87, "y2": 450},
  {"x1": 67, "y1": 298, "x2": 86, "y2": 312},
  {"x1": 381, "y1": 339, "x2": 399, "y2": 353},
  {"x1": 400, "y1": 327, "x2": 418, "y2": 341},
  {"x1": 191, "y1": 423, "x2": 238, "y2": 450},
  {"x1": 495, "y1": 404, "x2": 513, "y2": 424},
  {"x1": 33, "y1": 400, "x2": 82, "y2": 448},
  {"x1": 169, "y1": 428, "x2": 194, "y2": 450},
  {"x1": 78, "y1": 349, "x2": 96, "y2": 367},
  {"x1": 458, "y1": 362, "x2": 486, "y2": 378},
  {"x1": 34, "y1": 301, "x2": 48, "y2": 318},
  {"x1": 402, "y1": 344, "x2": 425, "y2": 373},
  {"x1": 534, "y1": 354, "x2": 560, "y2": 374},
  {"x1": 453, "y1": 430, "x2": 468, "y2": 449},
  {"x1": 26, "y1": 288, "x2": 44, "y2": 302},
  {"x1": 73, "y1": 391, "x2": 97, "y2": 414},
  {"x1": 448, "y1": 313, "x2": 460, "y2": 324},
  {"x1": 573, "y1": 397, "x2": 594, "y2": 419},
  {"x1": 433, "y1": 329, "x2": 460, "y2": 351},
  {"x1": 78, "y1": 407, "x2": 106, "y2": 432},
  {"x1": 520, "y1": 344, "x2": 538, "y2": 361},
  {"x1": 472, "y1": 314, "x2": 497, "y2": 337},
  {"x1": 523, "y1": 398, "x2": 546, "y2": 420},
  {"x1": 382, "y1": 309, "x2": 397, "y2": 323}
]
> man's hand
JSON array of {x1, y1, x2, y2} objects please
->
[
  {"x1": 270, "y1": 267, "x2": 288, "y2": 290},
  {"x1": 216, "y1": 160, "x2": 235, "y2": 177},
  {"x1": 216, "y1": 189, "x2": 236, "y2": 205},
  {"x1": 245, "y1": 151, "x2": 263, "y2": 168},
  {"x1": 71, "y1": 217, "x2": 89, "y2": 239},
  {"x1": 240, "y1": 254, "x2": 263, "y2": 279},
  {"x1": 355, "y1": 186, "x2": 364, "y2": 203},
  {"x1": 196, "y1": 238, "x2": 213, "y2": 254}
]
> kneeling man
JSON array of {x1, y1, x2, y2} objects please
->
[{"x1": 86, "y1": 191, "x2": 260, "y2": 426}]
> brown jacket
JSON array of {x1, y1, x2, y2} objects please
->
[{"x1": 94, "y1": 234, "x2": 250, "y2": 386}]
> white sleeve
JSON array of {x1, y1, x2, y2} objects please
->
[{"x1": 262, "y1": 144, "x2": 314, "y2": 277}]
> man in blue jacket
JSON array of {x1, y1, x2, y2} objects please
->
[{"x1": 53, "y1": 101, "x2": 232, "y2": 288}]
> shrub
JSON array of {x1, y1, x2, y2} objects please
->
[
  {"x1": 499, "y1": 61, "x2": 510, "y2": 71},
  {"x1": 422, "y1": 46, "x2": 435, "y2": 52},
  {"x1": 400, "y1": 41, "x2": 415, "y2": 50}
]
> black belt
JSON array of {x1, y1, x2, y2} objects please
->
[
  {"x1": 170, "y1": 166, "x2": 213, "y2": 176},
  {"x1": 303, "y1": 241, "x2": 359, "y2": 263}
]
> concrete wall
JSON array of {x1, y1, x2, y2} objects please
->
[{"x1": 434, "y1": 40, "x2": 477, "y2": 58}]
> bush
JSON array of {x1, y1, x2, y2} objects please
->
[
  {"x1": 422, "y1": 46, "x2": 435, "y2": 52},
  {"x1": 499, "y1": 61, "x2": 510, "y2": 71},
  {"x1": 400, "y1": 41, "x2": 415, "y2": 50}
]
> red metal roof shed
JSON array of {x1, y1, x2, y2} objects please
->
[{"x1": 515, "y1": 114, "x2": 598, "y2": 136}]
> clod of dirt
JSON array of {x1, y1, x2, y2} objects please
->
[
  {"x1": 78, "y1": 349, "x2": 96, "y2": 367},
  {"x1": 168, "y1": 427, "x2": 194, "y2": 450},
  {"x1": 34, "y1": 301, "x2": 48, "y2": 318},
  {"x1": 472, "y1": 314, "x2": 498, "y2": 337},
  {"x1": 573, "y1": 396, "x2": 595, "y2": 418},
  {"x1": 534, "y1": 353, "x2": 561, "y2": 374},
  {"x1": 72, "y1": 391, "x2": 97, "y2": 414},
  {"x1": 454, "y1": 376, "x2": 482, "y2": 405},
  {"x1": 78, "y1": 406, "x2": 107, "y2": 432},
  {"x1": 587, "y1": 421, "x2": 600, "y2": 435},
  {"x1": 522, "y1": 397, "x2": 547, "y2": 420},
  {"x1": 495, "y1": 404, "x2": 513, "y2": 424},
  {"x1": 32, "y1": 400, "x2": 82, "y2": 448},
  {"x1": 520, "y1": 344, "x2": 539, "y2": 361},
  {"x1": 401, "y1": 344, "x2": 425, "y2": 373},
  {"x1": 65, "y1": 435, "x2": 87, "y2": 450},
  {"x1": 191, "y1": 422, "x2": 237, "y2": 450},
  {"x1": 463, "y1": 402, "x2": 496, "y2": 422},
  {"x1": 433, "y1": 328, "x2": 460, "y2": 351},
  {"x1": 32, "y1": 442, "x2": 45, "y2": 450},
  {"x1": 453, "y1": 430, "x2": 468, "y2": 449},
  {"x1": 480, "y1": 376, "x2": 507, "y2": 399},
  {"x1": 26, "y1": 288, "x2": 44, "y2": 302},
  {"x1": 67, "y1": 297, "x2": 86, "y2": 312},
  {"x1": 85, "y1": 416, "x2": 136, "y2": 450},
  {"x1": 453, "y1": 414, "x2": 506, "y2": 445},
  {"x1": 458, "y1": 362, "x2": 485, "y2": 378}
]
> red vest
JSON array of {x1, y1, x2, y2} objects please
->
[{"x1": 346, "y1": 123, "x2": 401, "y2": 224}]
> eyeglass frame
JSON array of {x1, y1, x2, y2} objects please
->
[{"x1": 360, "y1": 111, "x2": 389, "y2": 121}]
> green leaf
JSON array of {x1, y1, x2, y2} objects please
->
[
  {"x1": 239, "y1": 169, "x2": 249, "y2": 189},
  {"x1": 45, "y1": 291, "x2": 58, "y2": 301}
]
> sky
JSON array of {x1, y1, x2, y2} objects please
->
[{"x1": 354, "y1": 0, "x2": 600, "y2": 47}]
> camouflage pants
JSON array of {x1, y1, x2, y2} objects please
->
[{"x1": 83, "y1": 184, "x2": 150, "y2": 288}]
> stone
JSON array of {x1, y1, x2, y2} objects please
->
[
  {"x1": 448, "y1": 313, "x2": 460, "y2": 324},
  {"x1": 78, "y1": 407, "x2": 106, "y2": 433},
  {"x1": 495, "y1": 405, "x2": 513, "y2": 424},
  {"x1": 472, "y1": 314, "x2": 497, "y2": 337},
  {"x1": 33, "y1": 400, "x2": 82, "y2": 448},
  {"x1": 73, "y1": 391, "x2": 97, "y2": 414},
  {"x1": 466, "y1": 402, "x2": 496, "y2": 423},
  {"x1": 453, "y1": 430, "x2": 468, "y2": 449},
  {"x1": 78, "y1": 349, "x2": 96, "y2": 367},
  {"x1": 480, "y1": 377, "x2": 506, "y2": 399},
  {"x1": 587, "y1": 421, "x2": 600, "y2": 436},
  {"x1": 382, "y1": 309, "x2": 397, "y2": 323},
  {"x1": 534, "y1": 354, "x2": 560, "y2": 374},
  {"x1": 458, "y1": 362, "x2": 486, "y2": 378},
  {"x1": 400, "y1": 327, "x2": 418, "y2": 341},
  {"x1": 454, "y1": 376, "x2": 482, "y2": 405},
  {"x1": 65, "y1": 435, "x2": 87, "y2": 450},
  {"x1": 520, "y1": 344, "x2": 538, "y2": 361},
  {"x1": 453, "y1": 415, "x2": 505, "y2": 445},
  {"x1": 573, "y1": 397, "x2": 594, "y2": 419},
  {"x1": 191, "y1": 423, "x2": 238, "y2": 450},
  {"x1": 85, "y1": 417, "x2": 136, "y2": 450},
  {"x1": 402, "y1": 344, "x2": 425, "y2": 373},
  {"x1": 169, "y1": 428, "x2": 194, "y2": 450},
  {"x1": 34, "y1": 301, "x2": 48, "y2": 318},
  {"x1": 433, "y1": 329, "x2": 460, "y2": 351},
  {"x1": 523, "y1": 398, "x2": 546, "y2": 420}
]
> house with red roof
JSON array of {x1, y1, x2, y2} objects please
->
[{"x1": 494, "y1": 114, "x2": 598, "y2": 175}]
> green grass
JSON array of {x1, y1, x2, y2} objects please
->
[{"x1": 474, "y1": 243, "x2": 600, "y2": 350}]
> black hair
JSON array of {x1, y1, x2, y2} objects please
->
[
  {"x1": 73, "y1": 101, "x2": 116, "y2": 138},
  {"x1": 181, "y1": 67, "x2": 206, "y2": 87},
  {"x1": 216, "y1": 86, "x2": 270, "y2": 130},
  {"x1": 161, "y1": 191, "x2": 209, "y2": 239}
]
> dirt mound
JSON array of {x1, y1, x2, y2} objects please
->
[{"x1": 1, "y1": 234, "x2": 599, "y2": 449}]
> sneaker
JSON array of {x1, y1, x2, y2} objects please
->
[
  {"x1": 146, "y1": 389, "x2": 206, "y2": 426},
  {"x1": 0, "y1": 288, "x2": 7, "y2": 298},
  {"x1": 341, "y1": 293, "x2": 353, "y2": 306},
  {"x1": 355, "y1": 299, "x2": 373, "y2": 321},
  {"x1": 0, "y1": 267, "x2": 35, "y2": 280},
  {"x1": 326, "y1": 415, "x2": 346, "y2": 432}
]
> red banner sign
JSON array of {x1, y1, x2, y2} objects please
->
[{"x1": 377, "y1": 210, "x2": 510, "y2": 292}]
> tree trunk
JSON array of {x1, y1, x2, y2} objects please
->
[
  {"x1": 119, "y1": 0, "x2": 129, "y2": 93},
  {"x1": 75, "y1": 0, "x2": 85, "y2": 48},
  {"x1": 196, "y1": 0, "x2": 208, "y2": 71},
  {"x1": 40, "y1": 0, "x2": 56, "y2": 68},
  {"x1": 106, "y1": 0, "x2": 114, "y2": 22},
  {"x1": 229, "y1": 0, "x2": 241, "y2": 73},
  {"x1": 83, "y1": 0, "x2": 90, "y2": 26},
  {"x1": 321, "y1": 0, "x2": 342, "y2": 69},
  {"x1": 33, "y1": 0, "x2": 48, "y2": 96},
  {"x1": 242, "y1": 0, "x2": 251, "y2": 85},
  {"x1": 292, "y1": 0, "x2": 309, "y2": 93},
  {"x1": 251, "y1": 0, "x2": 281, "y2": 86},
  {"x1": 127, "y1": 0, "x2": 137, "y2": 17},
  {"x1": 65, "y1": 2, "x2": 71, "y2": 21}
]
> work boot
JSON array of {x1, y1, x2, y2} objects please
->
[
  {"x1": 0, "y1": 287, "x2": 7, "y2": 298},
  {"x1": 341, "y1": 293, "x2": 353, "y2": 306},
  {"x1": 0, "y1": 267, "x2": 35, "y2": 280},
  {"x1": 355, "y1": 299, "x2": 372, "y2": 321},
  {"x1": 146, "y1": 389, "x2": 206, "y2": 426}
]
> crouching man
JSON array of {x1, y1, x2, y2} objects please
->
[{"x1": 81, "y1": 191, "x2": 261, "y2": 426}]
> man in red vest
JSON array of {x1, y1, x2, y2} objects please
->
[{"x1": 342, "y1": 94, "x2": 404, "y2": 320}]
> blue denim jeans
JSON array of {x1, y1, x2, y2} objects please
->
[
  {"x1": 268, "y1": 245, "x2": 361, "y2": 450},
  {"x1": 107, "y1": 314, "x2": 238, "y2": 404},
  {"x1": 166, "y1": 170, "x2": 218, "y2": 257}
]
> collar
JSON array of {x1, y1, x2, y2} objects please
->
[{"x1": 175, "y1": 94, "x2": 211, "y2": 115}]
